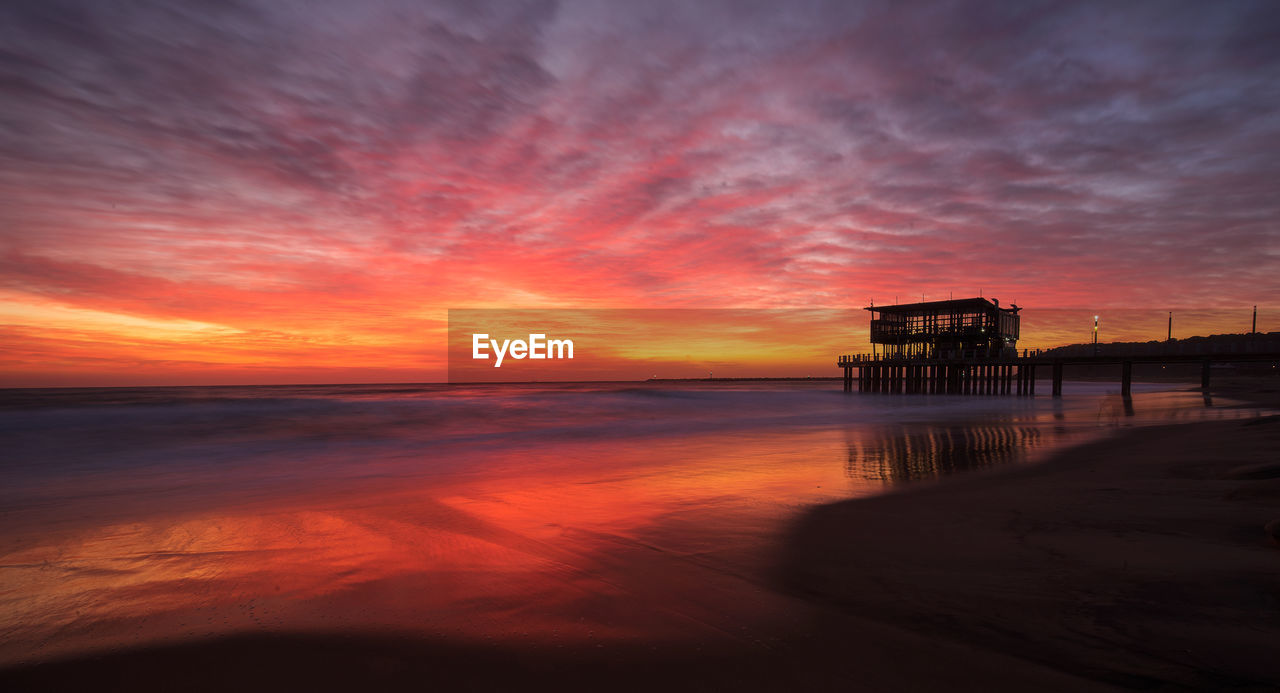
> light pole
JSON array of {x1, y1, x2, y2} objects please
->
[{"x1": 1093, "y1": 315, "x2": 1099, "y2": 357}]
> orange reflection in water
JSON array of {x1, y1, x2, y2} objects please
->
[{"x1": 0, "y1": 428, "x2": 875, "y2": 666}]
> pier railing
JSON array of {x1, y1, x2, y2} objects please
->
[
  {"x1": 837, "y1": 350, "x2": 1280, "y2": 396},
  {"x1": 837, "y1": 348, "x2": 1045, "y2": 366}
]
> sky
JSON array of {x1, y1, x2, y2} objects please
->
[{"x1": 2, "y1": 0, "x2": 1278, "y2": 386}]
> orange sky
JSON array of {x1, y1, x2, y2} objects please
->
[{"x1": 2, "y1": 2, "x2": 1278, "y2": 387}]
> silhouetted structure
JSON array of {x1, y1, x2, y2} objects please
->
[
  {"x1": 839, "y1": 301, "x2": 1279, "y2": 396},
  {"x1": 867, "y1": 297, "x2": 1020, "y2": 359}
]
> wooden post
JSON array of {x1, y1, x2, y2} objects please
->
[
  {"x1": 1052, "y1": 362, "x2": 1063, "y2": 397},
  {"x1": 1029, "y1": 365, "x2": 1036, "y2": 395},
  {"x1": 1121, "y1": 360, "x2": 1132, "y2": 396},
  {"x1": 1201, "y1": 359, "x2": 1211, "y2": 390}
]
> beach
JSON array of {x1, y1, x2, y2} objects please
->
[
  {"x1": 783, "y1": 410, "x2": 1280, "y2": 690},
  {"x1": 1, "y1": 381, "x2": 1277, "y2": 690},
  {"x1": 7, "y1": 0, "x2": 1279, "y2": 688}
]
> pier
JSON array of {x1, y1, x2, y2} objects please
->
[
  {"x1": 839, "y1": 297, "x2": 1278, "y2": 395},
  {"x1": 837, "y1": 352, "x2": 1280, "y2": 395},
  {"x1": 838, "y1": 354, "x2": 1035, "y2": 395}
]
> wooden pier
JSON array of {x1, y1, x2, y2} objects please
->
[
  {"x1": 842, "y1": 296, "x2": 1277, "y2": 396},
  {"x1": 838, "y1": 352, "x2": 1280, "y2": 396}
]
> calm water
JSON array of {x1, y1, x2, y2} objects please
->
[{"x1": 0, "y1": 380, "x2": 1264, "y2": 665}]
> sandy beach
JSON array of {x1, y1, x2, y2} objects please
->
[
  {"x1": 1, "y1": 383, "x2": 1277, "y2": 691},
  {"x1": 782, "y1": 409, "x2": 1280, "y2": 690}
]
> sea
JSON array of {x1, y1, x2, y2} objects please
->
[{"x1": 0, "y1": 379, "x2": 1267, "y2": 666}]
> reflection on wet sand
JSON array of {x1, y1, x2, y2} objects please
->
[
  {"x1": 0, "y1": 431, "x2": 866, "y2": 667},
  {"x1": 0, "y1": 385, "x2": 1255, "y2": 672},
  {"x1": 846, "y1": 424, "x2": 1048, "y2": 483}
]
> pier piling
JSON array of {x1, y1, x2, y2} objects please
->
[{"x1": 839, "y1": 350, "x2": 1275, "y2": 397}]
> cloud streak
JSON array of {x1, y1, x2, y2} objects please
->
[{"x1": 2, "y1": 0, "x2": 1278, "y2": 384}]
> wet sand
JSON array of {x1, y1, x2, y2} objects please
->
[
  {"x1": 3, "y1": 385, "x2": 1279, "y2": 690},
  {"x1": 781, "y1": 410, "x2": 1280, "y2": 690}
]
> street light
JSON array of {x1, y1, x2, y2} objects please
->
[{"x1": 1093, "y1": 315, "x2": 1099, "y2": 356}]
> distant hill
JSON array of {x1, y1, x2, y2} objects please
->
[{"x1": 1038, "y1": 332, "x2": 1280, "y2": 358}]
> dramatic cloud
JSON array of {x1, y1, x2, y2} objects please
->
[{"x1": 2, "y1": 0, "x2": 1278, "y2": 384}]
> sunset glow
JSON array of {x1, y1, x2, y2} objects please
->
[
  {"x1": 0, "y1": 426, "x2": 871, "y2": 664},
  {"x1": 3, "y1": 1, "x2": 1278, "y2": 386}
]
